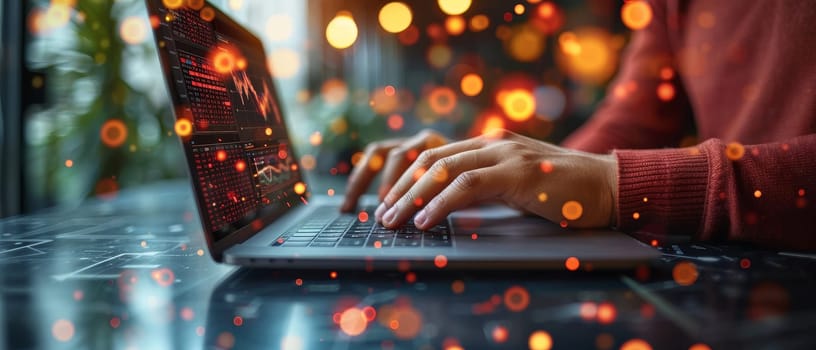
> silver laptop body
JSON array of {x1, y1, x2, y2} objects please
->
[{"x1": 146, "y1": 0, "x2": 660, "y2": 270}]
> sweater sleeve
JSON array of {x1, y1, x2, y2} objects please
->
[
  {"x1": 562, "y1": 0, "x2": 693, "y2": 153},
  {"x1": 614, "y1": 135, "x2": 816, "y2": 250}
]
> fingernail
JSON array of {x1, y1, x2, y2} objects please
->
[
  {"x1": 374, "y1": 203, "x2": 388, "y2": 221},
  {"x1": 383, "y1": 206, "x2": 397, "y2": 226},
  {"x1": 413, "y1": 209, "x2": 427, "y2": 227}
]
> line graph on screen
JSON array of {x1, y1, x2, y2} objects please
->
[
  {"x1": 231, "y1": 70, "x2": 281, "y2": 124},
  {"x1": 250, "y1": 148, "x2": 296, "y2": 196}
]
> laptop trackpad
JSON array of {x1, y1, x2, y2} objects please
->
[{"x1": 450, "y1": 205, "x2": 556, "y2": 237}]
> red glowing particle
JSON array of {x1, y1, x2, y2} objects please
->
[
  {"x1": 565, "y1": 256, "x2": 580, "y2": 271},
  {"x1": 650, "y1": 239, "x2": 658, "y2": 247},
  {"x1": 471, "y1": 233, "x2": 478, "y2": 240},
  {"x1": 579, "y1": 302, "x2": 597, "y2": 321},
  {"x1": 330, "y1": 271, "x2": 338, "y2": 279},
  {"x1": 405, "y1": 272, "x2": 417, "y2": 283},
  {"x1": 233, "y1": 316, "x2": 243, "y2": 326},
  {"x1": 740, "y1": 258, "x2": 751, "y2": 269},
  {"x1": 492, "y1": 325, "x2": 509, "y2": 343},
  {"x1": 110, "y1": 317, "x2": 121, "y2": 328},
  {"x1": 358, "y1": 211, "x2": 369, "y2": 223},
  {"x1": 596, "y1": 302, "x2": 617, "y2": 324},
  {"x1": 215, "y1": 150, "x2": 227, "y2": 161},
  {"x1": 235, "y1": 160, "x2": 247, "y2": 172},
  {"x1": 387, "y1": 114, "x2": 404, "y2": 130},
  {"x1": 180, "y1": 307, "x2": 195, "y2": 321},
  {"x1": 295, "y1": 278, "x2": 303, "y2": 286},
  {"x1": 362, "y1": 306, "x2": 377, "y2": 322},
  {"x1": 434, "y1": 255, "x2": 448, "y2": 269},
  {"x1": 540, "y1": 160, "x2": 554, "y2": 173},
  {"x1": 384, "y1": 85, "x2": 396, "y2": 96},
  {"x1": 374, "y1": 240, "x2": 383, "y2": 249},
  {"x1": 151, "y1": 268, "x2": 175, "y2": 287},
  {"x1": 504, "y1": 286, "x2": 531, "y2": 312}
]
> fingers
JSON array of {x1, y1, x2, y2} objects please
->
[
  {"x1": 341, "y1": 139, "x2": 404, "y2": 212},
  {"x1": 381, "y1": 136, "x2": 487, "y2": 210},
  {"x1": 377, "y1": 131, "x2": 444, "y2": 201},
  {"x1": 379, "y1": 148, "x2": 497, "y2": 228},
  {"x1": 413, "y1": 166, "x2": 507, "y2": 230}
]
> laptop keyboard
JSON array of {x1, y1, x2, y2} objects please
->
[{"x1": 271, "y1": 206, "x2": 452, "y2": 248}]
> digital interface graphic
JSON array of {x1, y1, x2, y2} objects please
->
[
  {"x1": 153, "y1": 5, "x2": 303, "y2": 240},
  {"x1": 247, "y1": 145, "x2": 297, "y2": 199},
  {"x1": 179, "y1": 51, "x2": 236, "y2": 131},
  {"x1": 231, "y1": 70, "x2": 281, "y2": 125}
]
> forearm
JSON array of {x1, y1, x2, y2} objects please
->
[{"x1": 613, "y1": 135, "x2": 816, "y2": 250}]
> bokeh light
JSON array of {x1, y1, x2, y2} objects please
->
[
  {"x1": 339, "y1": 308, "x2": 368, "y2": 336},
  {"x1": 481, "y1": 115, "x2": 506, "y2": 135},
  {"x1": 162, "y1": 0, "x2": 184, "y2": 9},
  {"x1": 434, "y1": 254, "x2": 448, "y2": 268},
  {"x1": 268, "y1": 49, "x2": 301, "y2": 78},
  {"x1": 469, "y1": 14, "x2": 490, "y2": 32},
  {"x1": 326, "y1": 13, "x2": 358, "y2": 49},
  {"x1": 428, "y1": 87, "x2": 458, "y2": 115},
  {"x1": 492, "y1": 325, "x2": 509, "y2": 343},
  {"x1": 672, "y1": 261, "x2": 699, "y2": 286},
  {"x1": 528, "y1": 330, "x2": 553, "y2": 350},
  {"x1": 438, "y1": 0, "x2": 472, "y2": 15},
  {"x1": 370, "y1": 87, "x2": 400, "y2": 114},
  {"x1": 321, "y1": 78, "x2": 349, "y2": 105},
  {"x1": 265, "y1": 15, "x2": 294, "y2": 42},
  {"x1": 596, "y1": 302, "x2": 617, "y2": 324},
  {"x1": 294, "y1": 182, "x2": 306, "y2": 195},
  {"x1": 507, "y1": 25, "x2": 545, "y2": 62},
  {"x1": 52, "y1": 319, "x2": 75, "y2": 342},
  {"x1": 621, "y1": 1, "x2": 653, "y2": 30},
  {"x1": 120, "y1": 16, "x2": 147, "y2": 45},
  {"x1": 174, "y1": 119, "x2": 193, "y2": 137},
  {"x1": 212, "y1": 51, "x2": 236, "y2": 74},
  {"x1": 657, "y1": 82, "x2": 675, "y2": 101},
  {"x1": 200, "y1": 7, "x2": 215, "y2": 22},
  {"x1": 100, "y1": 119, "x2": 128, "y2": 148},
  {"x1": 428, "y1": 44, "x2": 454, "y2": 69},
  {"x1": 556, "y1": 28, "x2": 619, "y2": 85},
  {"x1": 445, "y1": 16, "x2": 466, "y2": 36},
  {"x1": 499, "y1": 89, "x2": 536, "y2": 122},
  {"x1": 725, "y1": 142, "x2": 745, "y2": 160},
  {"x1": 460, "y1": 73, "x2": 484, "y2": 96},
  {"x1": 379, "y1": 2, "x2": 413, "y2": 33},
  {"x1": 689, "y1": 344, "x2": 712, "y2": 350},
  {"x1": 504, "y1": 285, "x2": 530, "y2": 312},
  {"x1": 388, "y1": 114, "x2": 405, "y2": 130},
  {"x1": 620, "y1": 339, "x2": 653, "y2": 350},
  {"x1": 565, "y1": 256, "x2": 580, "y2": 271}
]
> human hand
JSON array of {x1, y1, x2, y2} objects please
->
[
  {"x1": 370, "y1": 129, "x2": 619, "y2": 230},
  {"x1": 340, "y1": 129, "x2": 449, "y2": 212}
]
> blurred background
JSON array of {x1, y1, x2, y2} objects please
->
[{"x1": 8, "y1": 0, "x2": 640, "y2": 213}]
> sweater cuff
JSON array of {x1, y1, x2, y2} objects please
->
[{"x1": 612, "y1": 147, "x2": 709, "y2": 236}]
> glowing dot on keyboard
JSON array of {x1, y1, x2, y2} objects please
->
[{"x1": 358, "y1": 211, "x2": 369, "y2": 223}]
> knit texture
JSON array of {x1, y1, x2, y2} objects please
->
[{"x1": 563, "y1": 0, "x2": 816, "y2": 249}]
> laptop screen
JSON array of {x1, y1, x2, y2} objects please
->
[{"x1": 147, "y1": 0, "x2": 307, "y2": 245}]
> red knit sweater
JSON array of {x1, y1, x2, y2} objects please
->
[{"x1": 562, "y1": 0, "x2": 816, "y2": 250}]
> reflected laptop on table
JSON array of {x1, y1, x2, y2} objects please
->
[{"x1": 145, "y1": 0, "x2": 659, "y2": 269}]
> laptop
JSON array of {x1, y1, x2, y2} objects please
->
[{"x1": 145, "y1": 0, "x2": 660, "y2": 270}]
